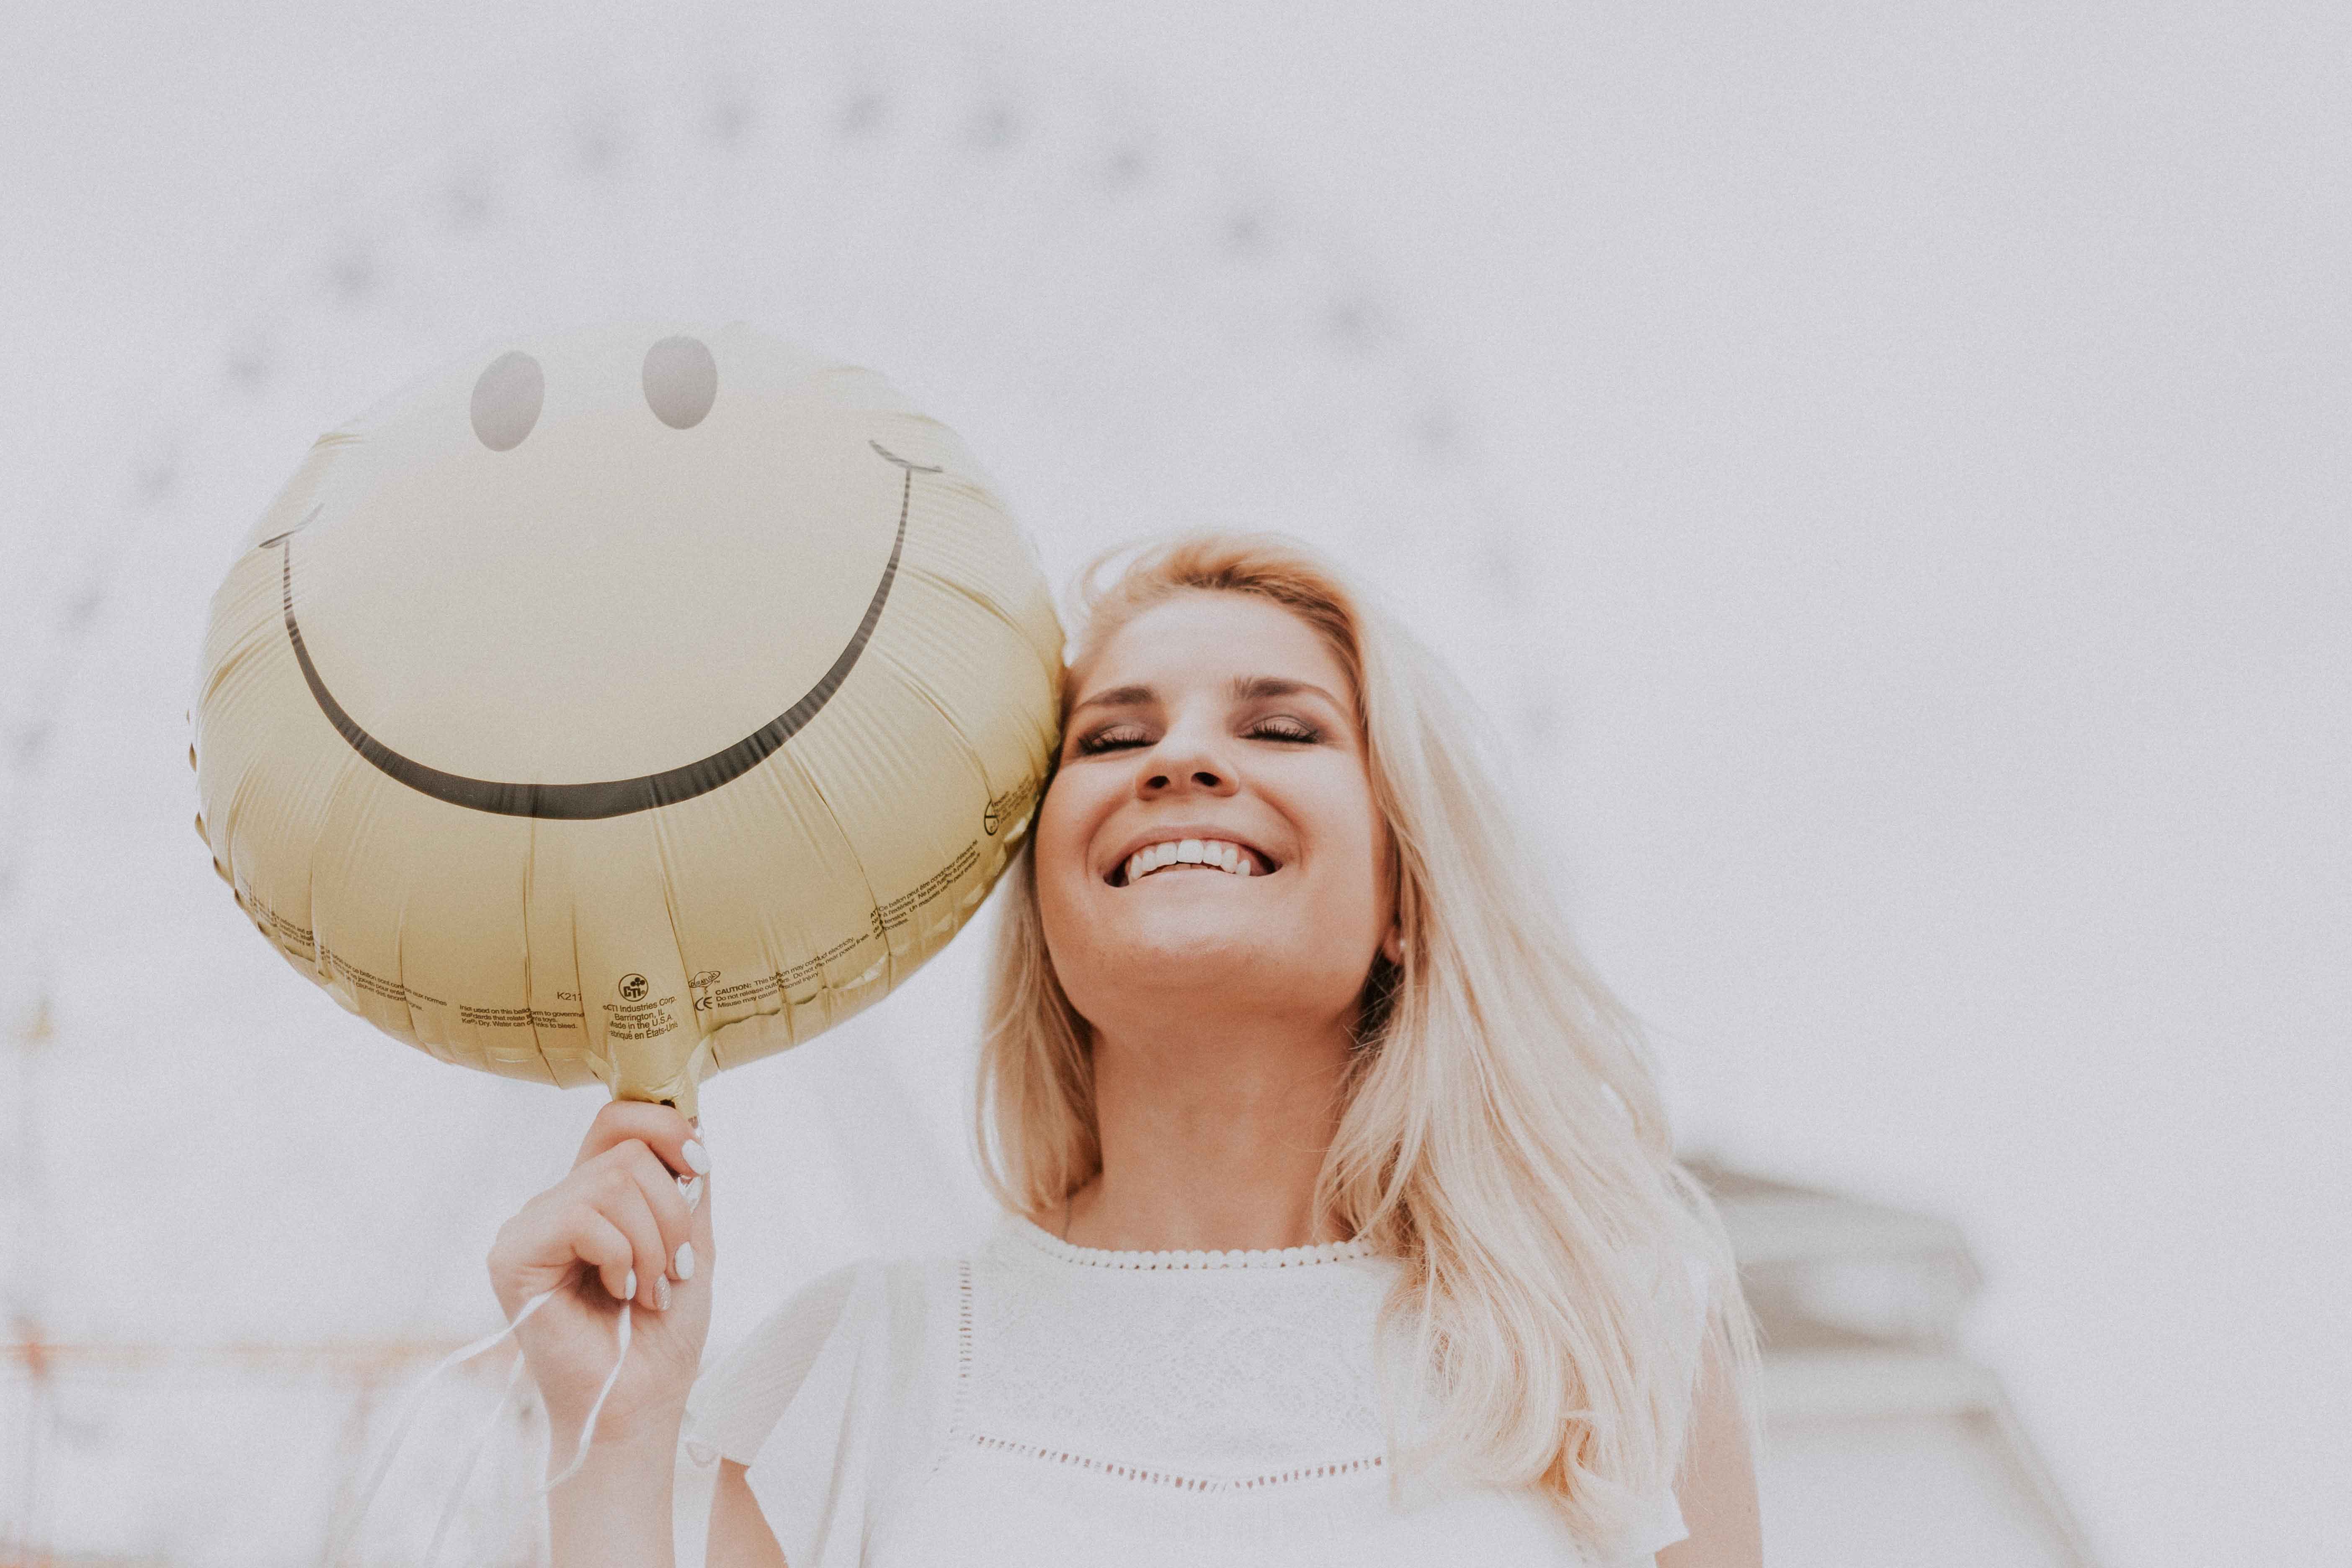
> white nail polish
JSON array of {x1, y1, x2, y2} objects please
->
[
  {"x1": 682, "y1": 1140, "x2": 709, "y2": 1176},
  {"x1": 619, "y1": 1268, "x2": 636, "y2": 1302},
  {"x1": 680, "y1": 1175, "x2": 704, "y2": 1212},
  {"x1": 674, "y1": 1242, "x2": 696, "y2": 1281},
  {"x1": 655, "y1": 1274, "x2": 671, "y2": 1311}
]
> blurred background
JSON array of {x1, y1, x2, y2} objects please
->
[{"x1": 2, "y1": 3, "x2": 2346, "y2": 1564}]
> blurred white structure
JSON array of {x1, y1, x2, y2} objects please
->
[{"x1": 1692, "y1": 1159, "x2": 2101, "y2": 1567}]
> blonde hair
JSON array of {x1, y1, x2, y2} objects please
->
[{"x1": 976, "y1": 532, "x2": 1761, "y2": 1550}]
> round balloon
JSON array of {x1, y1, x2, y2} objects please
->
[{"x1": 193, "y1": 321, "x2": 1063, "y2": 1116}]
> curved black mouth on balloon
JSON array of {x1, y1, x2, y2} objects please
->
[{"x1": 273, "y1": 440, "x2": 933, "y2": 820}]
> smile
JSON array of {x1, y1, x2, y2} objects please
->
[
  {"x1": 1109, "y1": 838, "x2": 1277, "y2": 888},
  {"x1": 269, "y1": 440, "x2": 923, "y2": 821}
]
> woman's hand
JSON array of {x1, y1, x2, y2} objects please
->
[{"x1": 488, "y1": 1099, "x2": 715, "y2": 1451}]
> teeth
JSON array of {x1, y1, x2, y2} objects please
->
[{"x1": 1121, "y1": 838, "x2": 1263, "y2": 885}]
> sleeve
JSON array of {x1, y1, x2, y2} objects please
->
[
  {"x1": 1612, "y1": 1246, "x2": 1715, "y2": 1563},
  {"x1": 672, "y1": 1263, "x2": 866, "y2": 1568},
  {"x1": 1618, "y1": 1488, "x2": 1689, "y2": 1563},
  {"x1": 673, "y1": 1258, "x2": 956, "y2": 1568}
]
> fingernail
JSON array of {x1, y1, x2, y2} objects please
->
[
  {"x1": 617, "y1": 1268, "x2": 636, "y2": 1302},
  {"x1": 679, "y1": 1174, "x2": 704, "y2": 1212},
  {"x1": 673, "y1": 1241, "x2": 696, "y2": 1282},
  {"x1": 681, "y1": 1140, "x2": 709, "y2": 1176},
  {"x1": 655, "y1": 1274, "x2": 671, "y2": 1311}
]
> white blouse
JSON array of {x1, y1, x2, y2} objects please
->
[{"x1": 673, "y1": 1213, "x2": 1697, "y2": 1567}]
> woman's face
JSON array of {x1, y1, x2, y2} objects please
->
[{"x1": 1036, "y1": 590, "x2": 1396, "y2": 1039}]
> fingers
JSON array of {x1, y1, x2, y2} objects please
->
[
  {"x1": 580, "y1": 1155, "x2": 665, "y2": 1310},
  {"x1": 489, "y1": 1101, "x2": 717, "y2": 1331},
  {"x1": 574, "y1": 1098, "x2": 705, "y2": 1185},
  {"x1": 602, "y1": 1140, "x2": 699, "y2": 1309},
  {"x1": 554, "y1": 1206, "x2": 639, "y2": 1308}
]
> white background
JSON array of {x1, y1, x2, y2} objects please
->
[{"x1": 3, "y1": 4, "x2": 2347, "y2": 1565}]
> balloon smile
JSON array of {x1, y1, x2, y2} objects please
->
[{"x1": 275, "y1": 442, "x2": 923, "y2": 820}]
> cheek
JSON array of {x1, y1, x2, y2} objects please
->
[
  {"x1": 1315, "y1": 782, "x2": 1391, "y2": 930},
  {"x1": 1031, "y1": 774, "x2": 1098, "y2": 911}
]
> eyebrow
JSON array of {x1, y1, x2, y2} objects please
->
[
  {"x1": 1230, "y1": 675, "x2": 1344, "y2": 708},
  {"x1": 1069, "y1": 683, "x2": 1156, "y2": 716},
  {"x1": 1068, "y1": 675, "x2": 1346, "y2": 716}
]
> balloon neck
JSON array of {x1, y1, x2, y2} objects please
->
[
  {"x1": 613, "y1": 1078, "x2": 699, "y2": 1122},
  {"x1": 609, "y1": 1035, "x2": 714, "y2": 1121}
]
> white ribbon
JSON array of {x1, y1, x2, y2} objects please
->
[{"x1": 320, "y1": 1283, "x2": 635, "y2": 1565}]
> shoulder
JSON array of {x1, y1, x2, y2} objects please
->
[
  {"x1": 1642, "y1": 1230, "x2": 1718, "y2": 1371},
  {"x1": 687, "y1": 1254, "x2": 962, "y2": 1467}
]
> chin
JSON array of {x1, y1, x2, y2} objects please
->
[
  {"x1": 1074, "y1": 923, "x2": 1372, "y2": 1037},
  {"x1": 1104, "y1": 910, "x2": 1274, "y2": 983}
]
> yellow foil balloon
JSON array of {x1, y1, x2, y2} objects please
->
[{"x1": 193, "y1": 322, "x2": 1063, "y2": 1117}]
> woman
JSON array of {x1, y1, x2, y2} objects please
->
[{"x1": 490, "y1": 534, "x2": 1764, "y2": 1566}]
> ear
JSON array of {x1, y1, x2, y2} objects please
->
[{"x1": 1381, "y1": 923, "x2": 1404, "y2": 966}]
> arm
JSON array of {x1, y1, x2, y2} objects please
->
[
  {"x1": 492, "y1": 1101, "x2": 714, "y2": 1568},
  {"x1": 708, "y1": 1460, "x2": 791, "y2": 1567},
  {"x1": 546, "y1": 1424, "x2": 685, "y2": 1568},
  {"x1": 1655, "y1": 1330, "x2": 1762, "y2": 1568}
]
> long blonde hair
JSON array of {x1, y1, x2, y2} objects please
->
[{"x1": 976, "y1": 532, "x2": 1760, "y2": 1550}]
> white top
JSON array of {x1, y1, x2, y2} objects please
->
[{"x1": 673, "y1": 1214, "x2": 1699, "y2": 1567}]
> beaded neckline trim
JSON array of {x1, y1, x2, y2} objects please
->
[
  {"x1": 970, "y1": 1432, "x2": 1386, "y2": 1491},
  {"x1": 1004, "y1": 1212, "x2": 1379, "y2": 1270}
]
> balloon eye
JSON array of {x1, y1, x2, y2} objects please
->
[
  {"x1": 643, "y1": 335, "x2": 718, "y2": 429},
  {"x1": 470, "y1": 351, "x2": 544, "y2": 451}
]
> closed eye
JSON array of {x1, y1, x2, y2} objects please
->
[
  {"x1": 1073, "y1": 723, "x2": 1150, "y2": 756},
  {"x1": 1071, "y1": 715, "x2": 1321, "y2": 756},
  {"x1": 1249, "y1": 716, "x2": 1320, "y2": 743}
]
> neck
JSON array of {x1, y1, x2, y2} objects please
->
[{"x1": 1060, "y1": 1009, "x2": 1356, "y2": 1253}]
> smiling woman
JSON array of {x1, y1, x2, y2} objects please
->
[{"x1": 603, "y1": 533, "x2": 1767, "y2": 1568}]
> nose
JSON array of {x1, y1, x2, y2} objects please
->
[{"x1": 1135, "y1": 726, "x2": 1238, "y2": 800}]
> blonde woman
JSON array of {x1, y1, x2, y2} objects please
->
[{"x1": 490, "y1": 534, "x2": 1765, "y2": 1566}]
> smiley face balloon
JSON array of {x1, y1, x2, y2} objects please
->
[{"x1": 193, "y1": 322, "x2": 1063, "y2": 1117}]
